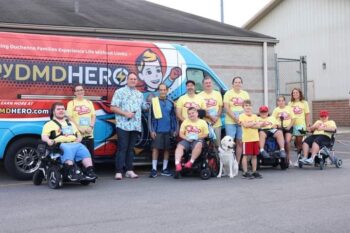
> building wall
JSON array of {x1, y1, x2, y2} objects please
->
[
  {"x1": 182, "y1": 42, "x2": 277, "y2": 112},
  {"x1": 248, "y1": 0, "x2": 350, "y2": 102},
  {"x1": 247, "y1": 0, "x2": 350, "y2": 125},
  {"x1": 313, "y1": 100, "x2": 350, "y2": 126}
]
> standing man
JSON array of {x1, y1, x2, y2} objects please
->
[
  {"x1": 148, "y1": 84, "x2": 177, "y2": 178},
  {"x1": 110, "y1": 72, "x2": 146, "y2": 180},
  {"x1": 176, "y1": 80, "x2": 206, "y2": 122},
  {"x1": 198, "y1": 76, "x2": 223, "y2": 146}
]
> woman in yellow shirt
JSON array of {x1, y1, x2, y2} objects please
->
[{"x1": 67, "y1": 85, "x2": 96, "y2": 157}]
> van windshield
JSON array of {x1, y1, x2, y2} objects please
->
[{"x1": 186, "y1": 68, "x2": 220, "y2": 92}]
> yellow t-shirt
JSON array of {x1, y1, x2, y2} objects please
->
[
  {"x1": 239, "y1": 113, "x2": 259, "y2": 142},
  {"x1": 288, "y1": 100, "x2": 309, "y2": 126},
  {"x1": 42, "y1": 119, "x2": 80, "y2": 143},
  {"x1": 198, "y1": 90, "x2": 223, "y2": 128},
  {"x1": 66, "y1": 99, "x2": 95, "y2": 137},
  {"x1": 223, "y1": 89, "x2": 250, "y2": 124},
  {"x1": 257, "y1": 116, "x2": 277, "y2": 130},
  {"x1": 176, "y1": 94, "x2": 206, "y2": 119},
  {"x1": 180, "y1": 118, "x2": 209, "y2": 139},
  {"x1": 272, "y1": 106, "x2": 295, "y2": 128},
  {"x1": 313, "y1": 120, "x2": 336, "y2": 138}
]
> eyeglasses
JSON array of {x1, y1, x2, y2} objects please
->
[
  {"x1": 75, "y1": 89, "x2": 84, "y2": 92},
  {"x1": 56, "y1": 108, "x2": 65, "y2": 111}
]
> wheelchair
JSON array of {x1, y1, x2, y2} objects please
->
[
  {"x1": 32, "y1": 141, "x2": 96, "y2": 189},
  {"x1": 298, "y1": 131, "x2": 343, "y2": 170},
  {"x1": 174, "y1": 124, "x2": 220, "y2": 180},
  {"x1": 257, "y1": 129, "x2": 289, "y2": 170}
]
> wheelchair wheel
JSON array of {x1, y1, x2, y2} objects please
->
[
  {"x1": 208, "y1": 156, "x2": 219, "y2": 177},
  {"x1": 319, "y1": 160, "x2": 324, "y2": 170},
  {"x1": 335, "y1": 159, "x2": 343, "y2": 168},
  {"x1": 298, "y1": 161, "x2": 303, "y2": 168},
  {"x1": 200, "y1": 168, "x2": 211, "y2": 180},
  {"x1": 280, "y1": 158, "x2": 289, "y2": 170},
  {"x1": 47, "y1": 166, "x2": 62, "y2": 189},
  {"x1": 33, "y1": 169, "x2": 44, "y2": 185}
]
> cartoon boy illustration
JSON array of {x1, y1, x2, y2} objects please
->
[{"x1": 136, "y1": 49, "x2": 182, "y2": 101}]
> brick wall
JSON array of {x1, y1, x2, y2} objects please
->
[{"x1": 312, "y1": 100, "x2": 350, "y2": 126}]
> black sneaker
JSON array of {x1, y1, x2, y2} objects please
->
[
  {"x1": 149, "y1": 169, "x2": 158, "y2": 178},
  {"x1": 85, "y1": 166, "x2": 97, "y2": 180},
  {"x1": 161, "y1": 168, "x2": 172, "y2": 177},
  {"x1": 252, "y1": 172, "x2": 263, "y2": 179},
  {"x1": 242, "y1": 172, "x2": 252, "y2": 179},
  {"x1": 67, "y1": 166, "x2": 83, "y2": 181}
]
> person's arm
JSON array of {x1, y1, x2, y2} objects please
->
[
  {"x1": 179, "y1": 128, "x2": 187, "y2": 140},
  {"x1": 110, "y1": 106, "x2": 135, "y2": 119},
  {"x1": 176, "y1": 107, "x2": 185, "y2": 122},
  {"x1": 41, "y1": 134, "x2": 54, "y2": 146},
  {"x1": 224, "y1": 103, "x2": 236, "y2": 122}
]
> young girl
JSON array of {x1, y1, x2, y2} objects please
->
[{"x1": 272, "y1": 96, "x2": 295, "y2": 165}]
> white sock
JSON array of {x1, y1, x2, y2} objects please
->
[
  {"x1": 152, "y1": 160, "x2": 157, "y2": 170},
  {"x1": 280, "y1": 148, "x2": 285, "y2": 151},
  {"x1": 190, "y1": 159, "x2": 195, "y2": 163},
  {"x1": 163, "y1": 160, "x2": 168, "y2": 170},
  {"x1": 260, "y1": 148, "x2": 264, "y2": 152},
  {"x1": 175, "y1": 160, "x2": 180, "y2": 165}
]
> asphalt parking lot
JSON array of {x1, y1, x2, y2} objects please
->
[{"x1": 1, "y1": 133, "x2": 350, "y2": 233}]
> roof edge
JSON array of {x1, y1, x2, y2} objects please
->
[
  {"x1": 0, "y1": 23, "x2": 278, "y2": 44},
  {"x1": 243, "y1": 0, "x2": 283, "y2": 30}
]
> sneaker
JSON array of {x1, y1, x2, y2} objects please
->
[
  {"x1": 304, "y1": 157, "x2": 314, "y2": 164},
  {"x1": 114, "y1": 173, "x2": 122, "y2": 180},
  {"x1": 84, "y1": 166, "x2": 97, "y2": 180},
  {"x1": 260, "y1": 150, "x2": 270, "y2": 158},
  {"x1": 242, "y1": 172, "x2": 252, "y2": 179},
  {"x1": 299, "y1": 157, "x2": 307, "y2": 163},
  {"x1": 67, "y1": 166, "x2": 83, "y2": 182},
  {"x1": 125, "y1": 170, "x2": 138, "y2": 179},
  {"x1": 279, "y1": 150, "x2": 287, "y2": 158},
  {"x1": 252, "y1": 172, "x2": 263, "y2": 179},
  {"x1": 184, "y1": 161, "x2": 193, "y2": 169},
  {"x1": 175, "y1": 164, "x2": 182, "y2": 172},
  {"x1": 149, "y1": 169, "x2": 158, "y2": 178},
  {"x1": 161, "y1": 169, "x2": 173, "y2": 176}
]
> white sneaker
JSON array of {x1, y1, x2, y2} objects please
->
[
  {"x1": 125, "y1": 170, "x2": 139, "y2": 179},
  {"x1": 304, "y1": 157, "x2": 314, "y2": 164}
]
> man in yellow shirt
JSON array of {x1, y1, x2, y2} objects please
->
[
  {"x1": 41, "y1": 102, "x2": 97, "y2": 181},
  {"x1": 176, "y1": 80, "x2": 206, "y2": 121},
  {"x1": 238, "y1": 100, "x2": 262, "y2": 179},
  {"x1": 300, "y1": 110, "x2": 337, "y2": 164},
  {"x1": 174, "y1": 107, "x2": 209, "y2": 173},
  {"x1": 198, "y1": 76, "x2": 223, "y2": 146}
]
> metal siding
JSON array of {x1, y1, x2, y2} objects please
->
[{"x1": 249, "y1": 0, "x2": 350, "y2": 100}]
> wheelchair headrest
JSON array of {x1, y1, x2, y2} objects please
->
[{"x1": 197, "y1": 109, "x2": 206, "y2": 119}]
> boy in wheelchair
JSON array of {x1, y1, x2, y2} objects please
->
[
  {"x1": 40, "y1": 102, "x2": 97, "y2": 183},
  {"x1": 299, "y1": 110, "x2": 339, "y2": 167},
  {"x1": 174, "y1": 107, "x2": 210, "y2": 178}
]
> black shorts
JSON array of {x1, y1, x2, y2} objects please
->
[
  {"x1": 259, "y1": 128, "x2": 278, "y2": 138},
  {"x1": 303, "y1": 135, "x2": 331, "y2": 148},
  {"x1": 152, "y1": 132, "x2": 172, "y2": 150},
  {"x1": 282, "y1": 127, "x2": 293, "y2": 135}
]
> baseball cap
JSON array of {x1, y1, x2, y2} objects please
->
[
  {"x1": 319, "y1": 110, "x2": 329, "y2": 117},
  {"x1": 259, "y1": 105, "x2": 269, "y2": 112}
]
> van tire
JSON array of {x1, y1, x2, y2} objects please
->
[{"x1": 4, "y1": 138, "x2": 41, "y2": 180}]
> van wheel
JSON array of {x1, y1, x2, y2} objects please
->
[
  {"x1": 5, "y1": 138, "x2": 41, "y2": 180},
  {"x1": 33, "y1": 170, "x2": 44, "y2": 185}
]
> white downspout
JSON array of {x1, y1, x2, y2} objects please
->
[{"x1": 263, "y1": 42, "x2": 268, "y2": 106}]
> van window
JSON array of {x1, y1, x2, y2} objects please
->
[{"x1": 186, "y1": 68, "x2": 220, "y2": 92}]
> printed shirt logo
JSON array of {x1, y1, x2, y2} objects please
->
[
  {"x1": 292, "y1": 106, "x2": 303, "y2": 115},
  {"x1": 184, "y1": 102, "x2": 200, "y2": 109},
  {"x1": 74, "y1": 105, "x2": 91, "y2": 115},
  {"x1": 186, "y1": 125, "x2": 201, "y2": 134},
  {"x1": 204, "y1": 98, "x2": 217, "y2": 108},
  {"x1": 279, "y1": 112, "x2": 290, "y2": 120},
  {"x1": 231, "y1": 97, "x2": 244, "y2": 106}
]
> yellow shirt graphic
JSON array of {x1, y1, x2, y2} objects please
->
[
  {"x1": 272, "y1": 106, "x2": 295, "y2": 128},
  {"x1": 180, "y1": 118, "x2": 209, "y2": 139},
  {"x1": 42, "y1": 120, "x2": 80, "y2": 143},
  {"x1": 67, "y1": 99, "x2": 95, "y2": 137},
  {"x1": 239, "y1": 113, "x2": 259, "y2": 142},
  {"x1": 176, "y1": 94, "x2": 206, "y2": 119},
  {"x1": 257, "y1": 116, "x2": 277, "y2": 130},
  {"x1": 223, "y1": 90, "x2": 250, "y2": 124},
  {"x1": 198, "y1": 90, "x2": 223, "y2": 128},
  {"x1": 313, "y1": 120, "x2": 336, "y2": 138},
  {"x1": 288, "y1": 100, "x2": 309, "y2": 126}
]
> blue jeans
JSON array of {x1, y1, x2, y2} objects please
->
[
  {"x1": 115, "y1": 127, "x2": 139, "y2": 173},
  {"x1": 225, "y1": 124, "x2": 242, "y2": 140}
]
